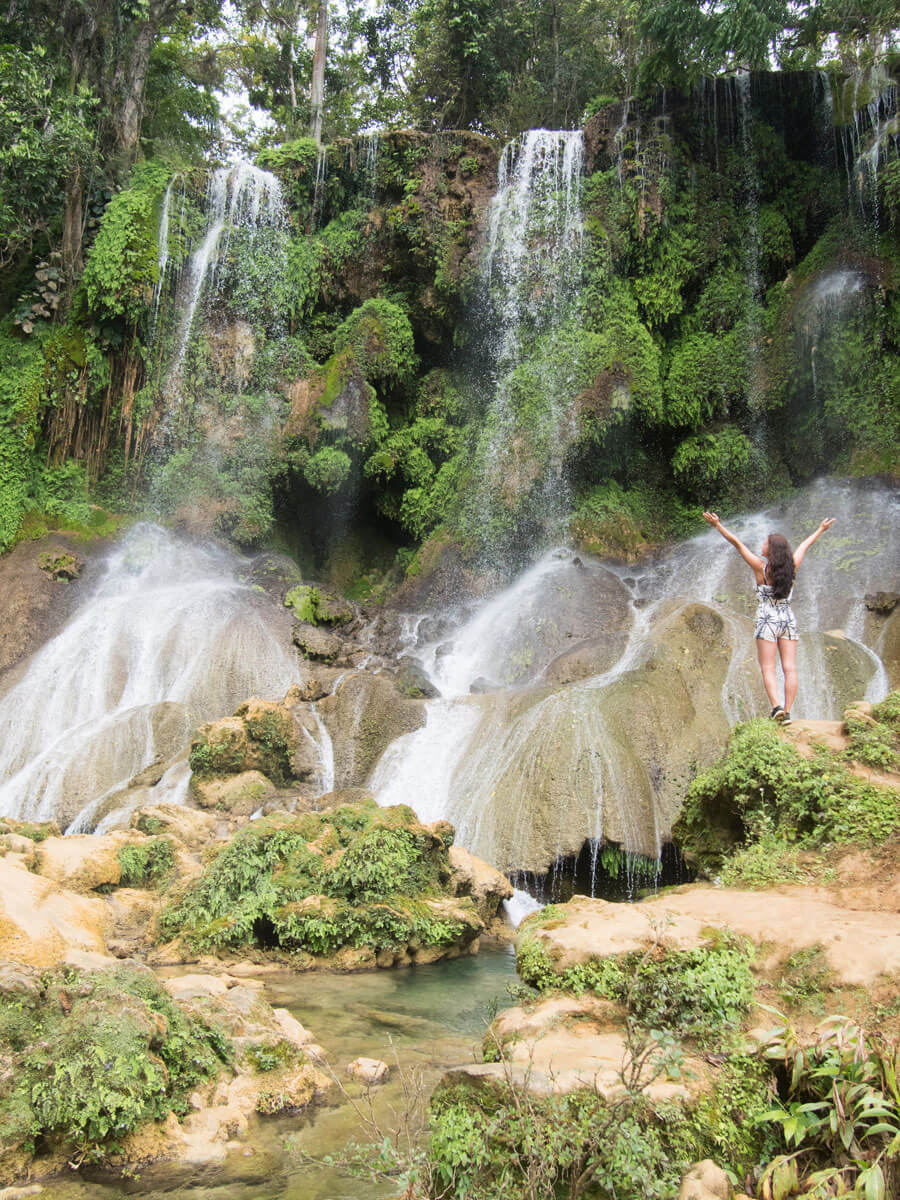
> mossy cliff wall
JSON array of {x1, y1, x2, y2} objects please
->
[{"x1": 1, "y1": 70, "x2": 897, "y2": 582}]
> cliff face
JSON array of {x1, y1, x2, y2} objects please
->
[{"x1": 2, "y1": 70, "x2": 898, "y2": 595}]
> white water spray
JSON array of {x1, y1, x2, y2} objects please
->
[{"x1": 0, "y1": 525, "x2": 299, "y2": 832}]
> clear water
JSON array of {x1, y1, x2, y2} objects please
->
[{"x1": 37, "y1": 949, "x2": 518, "y2": 1200}]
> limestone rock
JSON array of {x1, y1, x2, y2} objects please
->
[
  {"x1": 271, "y1": 1007, "x2": 315, "y2": 1047},
  {"x1": 678, "y1": 1160, "x2": 733, "y2": 1200},
  {"x1": 347, "y1": 1057, "x2": 389, "y2": 1084},
  {"x1": 395, "y1": 657, "x2": 440, "y2": 699},
  {"x1": 318, "y1": 672, "x2": 426, "y2": 788},
  {"x1": 519, "y1": 889, "x2": 900, "y2": 990},
  {"x1": 190, "y1": 695, "x2": 321, "y2": 787},
  {"x1": 0, "y1": 857, "x2": 107, "y2": 968},
  {"x1": 448, "y1": 844, "x2": 514, "y2": 922},
  {"x1": 292, "y1": 621, "x2": 343, "y2": 662},
  {"x1": 484, "y1": 993, "x2": 708, "y2": 1101},
  {"x1": 191, "y1": 770, "x2": 276, "y2": 817},
  {"x1": 865, "y1": 591, "x2": 899, "y2": 615},
  {"x1": 33, "y1": 830, "x2": 142, "y2": 892},
  {"x1": 131, "y1": 803, "x2": 220, "y2": 851}
]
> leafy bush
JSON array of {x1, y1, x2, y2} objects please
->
[
  {"x1": 843, "y1": 713, "x2": 899, "y2": 771},
  {"x1": 332, "y1": 298, "x2": 418, "y2": 383},
  {"x1": 674, "y1": 718, "x2": 900, "y2": 871},
  {"x1": 80, "y1": 163, "x2": 172, "y2": 325},
  {"x1": 0, "y1": 966, "x2": 229, "y2": 1167},
  {"x1": 158, "y1": 803, "x2": 467, "y2": 958},
  {"x1": 517, "y1": 927, "x2": 754, "y2": 1038},
  {"x1": 757, "y1": 1014, "x2": 900, "y2": 1200},
  {"x1": 671, "y1": 426, "x2": 753, "y2": 494},
  {"x1": 117, "y1": 838, "x2": 175, "y2": 888}
]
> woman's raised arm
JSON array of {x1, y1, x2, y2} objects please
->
[
  {"x1": 793, "y1": 517, "x2": 835, "y2": 567},
  {"x1": 702, "y1": 511, "x2": 765, "y2": 578}
]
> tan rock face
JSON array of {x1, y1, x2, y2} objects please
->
[
  {"x1": 448, "y1": 844, "x2": 514, "y2": 922},
  {"x1": 521, "y1": 887, "x2": 900, "y2": 989},
  {"x1": 486, "y1": 993, "x2": 710, "y2": 1101},
  {"x1": 678, "y1": 1160, "x2": 734, "y2": 1200},
  {"x1": 347, "y1": 1057, "x2": 389, "y2": 1084},
  {"x1": 191, "y1": 770, "x2": 276, "y2": 817},
  {"x1": 130, "y1": 802, "x2": 220, "y2": 851},
  {"x1": 318, "y1": 672, "x2": 426, "y2": 788},
  {"x1": 33, "y1": 830, "x2": 142, "y2": 892},
  {"x1": 0, "y1": 858, "x2": 107, "y2": 968}
]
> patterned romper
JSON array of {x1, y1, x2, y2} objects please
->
[{"x1": 754, "y1": 582, "x2": 798, "y2": 642}]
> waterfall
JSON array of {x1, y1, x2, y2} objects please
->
[
  {"x1": 169, "y1": 162, "x2": 286, "y2": 378},
  {"x1": 372, "y1": 480, "x2": 897, "y2": 877},
  {"x1": 0, "y1": 525, "x2": 300, "y2": 833},
  {"x1": 467, "y1": 129, "x2": 584, "y2": 567}
]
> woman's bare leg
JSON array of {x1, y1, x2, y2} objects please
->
[
  {"x1": 778, "y1": 637, "x2": 798, "y2": 713},
  {"x1": 756, "y1": 638, "x2": 780, "y2": 708}
]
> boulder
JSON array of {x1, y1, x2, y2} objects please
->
[
  {"x1": 0, "y1": 857, "x2": 107, "y2": 968},
  {"x1": 395, "y1": 658, "x2": 440, "y2": 699},
  {"x1": 131, "y1": 803, "x2": 220, "y2": 851},
  {"x1": 448, "y1": 844, "x2": 514, "y2": 922},
  {"x1": 191, "y1": 770, "x2": 276, "y2": 817},
  {"x1": 292, "y1": 621, "x2": 343, "y2": 662},
  {"x1": 865, "y1": 591, "x2": 899, "y2": 615},
  {"x1": 678, "y1": 1161, "x2": 734, "y2": 1200},
  {"x1": 318, "y1": 673, "x2": 426, "y2": 788},
  {"x1": 347, "y1": 1057, "x2": 389, "y2": 1084},
  {"x1": 33, "y1": 830, "x2": 142, "y2": 892},
  {"x1": 189, "y1": 695, "x2": 323, "y2": 788}
]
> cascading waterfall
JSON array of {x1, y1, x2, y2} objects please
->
[
  {"x1": 373, "y1": 480, "x2": 898, "y2": 883},
  {"x1": 169, "y1": 162, "x2": 286, "y2": 378},
  {"x1": 0, "y1": 526, "x2": 301, "y2": 832},
  {"x1": 468, "y1": 129, "x2": 585, "y2": 565}
]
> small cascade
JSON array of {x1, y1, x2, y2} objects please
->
[
  {"x1": 153, "y1": 175, "x2": 179, "y2": 322},
  {"x1": 469, "y1": 129, "x2": 585, "y2": 566},
  {"x1": 363, "y1": 132, "x2": 380, "y2": 201},
  {"x1": 0, "y1": 525, "x2": 299, "y2": 832},
  {"x1": 169, "y1": 162, "x2": 285, "y2": 378}
]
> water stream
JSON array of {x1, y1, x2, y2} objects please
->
[{"x1": 36, "y1": 949, "x2": 517, "y2": 1200}]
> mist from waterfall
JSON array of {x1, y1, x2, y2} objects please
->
[{"x1": 0, "y1": 526, "x2": 299, "y2": 832}]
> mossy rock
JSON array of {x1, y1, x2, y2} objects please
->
[
  {"x1": 673, "y1": 712, "x2": 900, "y2": 873},
  {"x1": 189, "y1": 698, "x2": 299, "y2": 786},
  {"x1": 0, "y1": 964, "x2": 229, "y2": 1174},
  {"x1": 158, "y1": 801, "x2": 481, "y2": 964},
  {"x1": 36, "y1": 550, "x2": 83, "y2": 581}
]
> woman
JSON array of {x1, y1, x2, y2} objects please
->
[{"x1": 702, "y1": 511, "x2": 835, "y2": 724}]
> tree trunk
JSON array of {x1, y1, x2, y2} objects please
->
[
  {"x1": 309, "y1": 0, "x2": 328, "y2": 144},
  {"x1": 111, "y1": 20, "x2": 157, "y2": 160},
  {"x1": 60, "y1": 168, "x2": 84, "y2": 291}
]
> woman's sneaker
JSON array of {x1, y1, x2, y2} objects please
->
[
  {"x1": 771, "y1": 706, "x2": 786, "y2": 722},
  {"x1": 781, "y1": 711, "x2": 792, "y2": 726}
]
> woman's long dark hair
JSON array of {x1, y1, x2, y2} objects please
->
[{"x1": 766, "y1": 533, "x2": 795, "y2": 599}]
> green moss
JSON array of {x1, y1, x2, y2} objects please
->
[
  {"x1": 571, "y1": 480, "x2": 699, "y2": 560},
  {"x1": 157, "y1": 803, "x2": 468, "y2": 959},
  {"x1": 0, "y1": 965, "x2": 229, "y2": 1169},
  {"x1": 285, "y1": 584, "x2": 321, "y2": 624},
  {"x1": 332, "y1": 298, "x2": 418, "y2": 384},
  {"x1": 80, "y1": 162, "x2": 171, "y2": 325}
]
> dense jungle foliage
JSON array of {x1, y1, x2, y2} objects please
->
[{"x1": 0, "y1": 0, "x2": 898, "y2": 580}]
